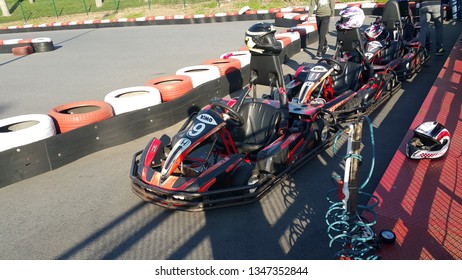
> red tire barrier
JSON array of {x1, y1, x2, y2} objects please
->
[
  {"x1": 12, "y1": 46, "x2": 34, "y2": 56},
  {"x1": 48, "y1": 100, "x2": 114, "y2": 133},
  {"x1": 144, "y1": 75, "x2": 193, "y2": 102},
  {"x1": 202, "y1": 58, "x2": 241, "y2": 76}
]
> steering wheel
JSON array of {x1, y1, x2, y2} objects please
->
[
  {"x1": 211, "y1": 102, "x2": 245, "y2": 127},
  {"x1": 317, "y1": 58, "x2": 344, "y2": 76}
]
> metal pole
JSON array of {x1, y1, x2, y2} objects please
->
[
  {"x1": 52, "y1": 0, "x2": 58, "y2": 19},
  {"x1": 82, "y1": 0, "x2": 88, "y2": 16},
  {"x1": 148, "y1": 0, "x2": 151, "y2": 10},
  {"x1": 19, "y1": 1, "x2": 27, "y2": 23},
  {"x1": 346, "y1": 120, "x2": 363, "y2": 220},
  {"x1": 113, "y1": 0, "x2": 119, "y2": 13}
]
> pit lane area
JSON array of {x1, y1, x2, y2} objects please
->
[{"x1": 0, "y1": 17, "x2": 461, "y2": 259}]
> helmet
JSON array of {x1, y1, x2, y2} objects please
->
[
  {"x1": 336, "y1": 6, "x2": 365, "y2": 30},
  {"x1": 406, "y1": 121, "x2": 450, "y2": 159},
  {"x1": 364, "y1": 23, "x2": 389, "y2": 41},
  {"x1": 244, "y1": 22, "x2": 282, "y2": 55}
]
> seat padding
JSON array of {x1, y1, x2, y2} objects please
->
[
  {"x1": 232, "y1": 101, "x2": 281, "y2": 154},
  {"x1": 331, "y1": 62, "x2": 363, "y2": 94}
]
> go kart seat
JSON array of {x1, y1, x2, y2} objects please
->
[
  {"x1": 381, "y1": 0, "x2": 402, "y2": 39},
  {"x1": 231, "y1": 101, "x2": 282, "y2": 154},
  {"x1": 372, "y1": 41, "x2": 401, "y2": 66},
  {"x1": 330, "y1": 62, "x2": 363, "y2": 94},
  {"x1": 335, "y1": 28, "x2": 364, "y2": 63}
]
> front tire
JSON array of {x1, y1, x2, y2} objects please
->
[{"x1": 231, "y1": 163, "x2": 254, "y2": 187}]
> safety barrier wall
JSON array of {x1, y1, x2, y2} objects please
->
[
  {"x1": 0, "y1": 69, "x2": 248, "y2": 187},
  {"x1": 0, "y1": 27, "x2": 307, "y2": 188}
]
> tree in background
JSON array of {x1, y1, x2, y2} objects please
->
[{"x1": 0, "y1": 0, "x2": 11, "y2": 17}]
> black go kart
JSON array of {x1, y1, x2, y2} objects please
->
[
  {"x1": 130, "y1": 22, "x2": 336, "y2": 211},
  {"x1": 361, "y1": 0, "x2": 429, "y2": 80},
  {"x1": 285, "y1": 50, "x2": 400, "y2": 123}
]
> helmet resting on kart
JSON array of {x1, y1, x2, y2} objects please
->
[
  {"x1": 364, "y1": 23, "x2": 389, "y2": 41},
  {"x1": 245, "y1": 22, "x2": 282, "y2": 55},
  {"x1": 336, "y1": 6, "x2": 365, "y2": 30},
  {"x1": 406, "y1": 121, "x2": 450, "y2": 159}
]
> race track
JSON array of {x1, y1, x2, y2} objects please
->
[{"x1": 1, "y1": 18, "x2": 461, "y2": 259}]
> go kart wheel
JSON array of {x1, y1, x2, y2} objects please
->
[
  {"x1": 231, "y1": 163, "x2": 254, "y2": 187},
  {"x1": 379, "y1": 230, "x2": 396, "y2": 245}
]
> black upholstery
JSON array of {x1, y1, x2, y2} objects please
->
[
  {"x1": 249, "y1": 54, "x2": 285, "y2": 88},
  {"x1": 335, "y1": 28, "x2": 365, "y2": 63},
  {"x1": 231, "y1": 101, "x2": 281, "y2": 154},
  {"x1": 331, "y1": 62, "x2": 363, "y2": 94},
  {"x1": 382, "y1": 0, "x2": 402, "y2": 32},
  {"x1": 336, "y1": 28, "x2": 364, "y2": 53},
  {"x1": 372, "y1": 40, "x2": 401, "y2": 65}
]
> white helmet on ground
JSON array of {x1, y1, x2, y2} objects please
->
[{"x1": 406, "y1": 121, "x2": 450, "y2": 159}]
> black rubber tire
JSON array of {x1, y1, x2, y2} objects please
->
[
  {"x1": 231, "y1": 163, "x2": 253, "y2": 187},
  {"x1": 31, "y1": 38, "x2": 55, "y2": 52}
]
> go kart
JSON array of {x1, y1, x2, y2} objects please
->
[
  {"x1": 285, "y1": 55, "x2": 400, "y2": 123},
  {"x1": 130, "y1": 71, "x2": 335, "y2": 211},
  {"x1": 362, "y1": 0, "x2": 429, "y2": 80}
]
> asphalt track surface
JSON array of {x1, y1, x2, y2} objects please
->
[{"x1": 1, "y1": 18, "x2": 461, "y2": 260}]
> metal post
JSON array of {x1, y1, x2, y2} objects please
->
[
  {"x1": 346, "y1": 120, "x2": 363, "y2": 220},
  {"x1": 52, "y1": 0, "x2": 58, "y2": 19},
  {"x1": 82, "y1": 0, "x2": 88, "y2": 16},
  {"x1": 113, "y1": 0, "x2": 119, "y2": 13},
  {"x1": 148, "y1": 0, "x2": 151, "y2": 10},
  {"x1": 19, "y1": 1, "x2": 27, "y2": 23}
]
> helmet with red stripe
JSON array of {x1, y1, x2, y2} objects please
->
[{"x1": 406, "y1": 121, "x2": 450, "y2": 159}]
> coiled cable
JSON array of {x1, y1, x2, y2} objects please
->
[{"x1": 325, "y1": 115, "x2": 382, "y2": 259}]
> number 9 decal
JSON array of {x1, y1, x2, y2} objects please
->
[{"x1": 187, "y1": 123, "x2": 205, "y2": 137}]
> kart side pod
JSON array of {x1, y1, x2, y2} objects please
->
[{"x1": 254, "y1": 124, "x2": 316, "y2": 175}]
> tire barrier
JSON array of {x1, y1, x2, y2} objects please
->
[
  {"x1": 275, "y1": 35, "x2": 292, "y2": 48},
  {"x1": 220, "y1": 51, "x2": 251, "y2": 67},
  {"x1": 0, "y1": 37, "x2": 54, "y2": 54},
  {"x1": 144, "y1": 75, "x2": 194, "y2": 102},
  {"x1": 202, "y1": 58, "x2": 241, "y2": 76},
  {"x1": 176, "y1": 65, "x2": 221, "y2": 88},
  {"x1": 48, "y1": 100, "x2": 114, "y2": 133},
  {"x1": 12, "y1": 45, "x2": 34, "y2": 56},
  {"x1": 0, "y1": 114, "x2": 56, "y2": 152},
  {"x1": 104, "y1": 86, "x2": 162, "y2": 115},
  {"x1": 31, "y1": 37, "x2": 55, "y2": 52}
]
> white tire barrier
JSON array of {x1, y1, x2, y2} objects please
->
[
  {"x1": 104, "y1": 86, "x2": 162, "y2": 115},
  {"x1": 175, "y1": 65, "x2": 221, "y2": 88},
  {"x1": 220, "y1": 51, "x2": 251, "y2": 67},
  {"x1": 0, "y1": 114, "x2": 56, "y2": 152}
]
